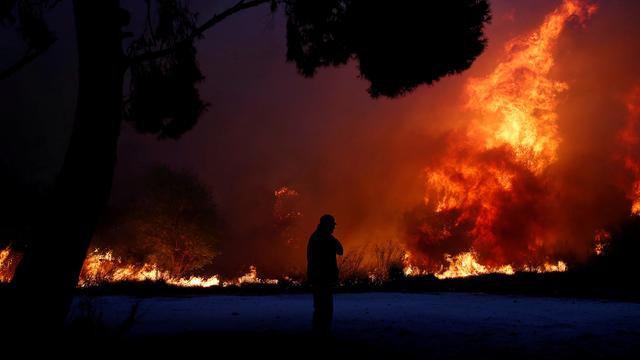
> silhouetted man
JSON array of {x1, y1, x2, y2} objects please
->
[{"x1": 307, "y1": 214, "x2": 343, "y2": 335}]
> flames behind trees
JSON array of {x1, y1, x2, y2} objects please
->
[
  {"x1": 404, "y1": 0, "x2": 599, "y2": 272},
  {"x1": 6, "y1": 1, "x2": 640, "y2": 286},
  {"x1": 81, "y1": 0, "x2": 640, "y2": 281},
  {"x1": 95, "y1": 0, "x2": 640, "y2": 281}
]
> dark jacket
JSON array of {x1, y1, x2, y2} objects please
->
[{"x1": 307, "y1": 230, "x2": 343, "y2": 286}]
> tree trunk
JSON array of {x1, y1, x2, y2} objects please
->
[{"x1": 6, "y1": 0, "x2": 125, "y2": 336}]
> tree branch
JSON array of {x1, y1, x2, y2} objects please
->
[
  {"x1": 128, "y1": 0, "x2": 271, "y2": 64},
  {"x1": 0, "y1": 47, "x2": 49, "y2": 81},
  {"x1": 144, "y1": 0, "x2": 156, "y2": 45}
]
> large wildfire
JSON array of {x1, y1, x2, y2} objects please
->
[
  {"x1": 404, "y1": 0, "x2": 598, "y2": 275},
  {"x1": 4, "y1": 0, "x2": 640, "y2": 287}
]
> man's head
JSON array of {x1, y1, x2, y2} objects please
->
[{"x1": 318, "y1": 214, "x2": 336, "y2": 234}]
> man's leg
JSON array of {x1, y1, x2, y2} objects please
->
[
  {"x1": 313, "y1": 286, "x2": 333, "y2": 334},
  {"x1": 312, "y1": 287, "x2": 322, "y2": 333}
]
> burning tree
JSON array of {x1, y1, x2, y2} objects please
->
[
  {"x1": 273, "y1": 186, "x2": 302, "y2": 248},
  {"x1": 404, "y1": 0, "x2": 597, "y2": 273},
  {"x1": 92, "y1": 166, "x2": 218, "y2": 279}
]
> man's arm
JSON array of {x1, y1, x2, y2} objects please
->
[{"x1": 335, "y1": 238, "x2": 344, "y2": 256}]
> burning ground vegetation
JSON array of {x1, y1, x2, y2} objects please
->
[
  {"x1": 0, "y1": 244, "x2": 570, "y2": 290},
  {"x1": 3, "y1": 0, "x2": 640, "y2": 292}
]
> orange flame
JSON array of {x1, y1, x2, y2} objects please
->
[
  {"x1": 413, "y1": 0, "x2": 596, "y2": 271},
  {"x1": 620, "y1": 87, "x2": 640, "y2": 215},
  {"x1": 78, "y1": 249, "x2": 279, "y2": 287},
  {"x1": 403, "y1": 251, "x2": 567, "y2": 279},
  {"x1": 430, "y1": 0, "x2": 596, "y2": 207},
  {"x1": 0, "y1": 246, "x2": 18, "y2": 282},
  {"x1": 435, "y1": 251, "x2": 515, "y2": 279},
  {"x1": 593, "y1": 229, "x2": 611, "y2": 256},
  {"x1": 78, "y1": 248, "x2": 221, "y2": 287},
  {"x1": 1, "y1": 247, "x2": 278, "y2": 288},
  {"x1": 229, "y1": 265, "x2": 278, "y2": 286}
]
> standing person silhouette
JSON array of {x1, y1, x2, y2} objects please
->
[{"x1": 307, "y1": 214, "x2": 343, "y2": 335}]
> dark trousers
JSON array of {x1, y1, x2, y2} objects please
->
[{"x1": 312, "y1": 285, "x2": 334, "y2": 334}]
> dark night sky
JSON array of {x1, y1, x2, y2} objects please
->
[{"x1": 3, "y1": 1, "x2": 640, "y2": 275}]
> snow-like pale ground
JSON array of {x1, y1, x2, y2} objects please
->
[{"x1": 69, "y1": 292, "x2": 640, "y2": 358}]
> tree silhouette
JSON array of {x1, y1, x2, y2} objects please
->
[
  {"x1": 1, "y1": 0, "x2": 491, "y2": 334},
  {"x1": 286, "y1": 0, "x2": 491, "y2": 97}
]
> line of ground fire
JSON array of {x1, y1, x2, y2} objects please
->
[{"x1": 1, "y1": 245, "x2": 572, "y2": 288}]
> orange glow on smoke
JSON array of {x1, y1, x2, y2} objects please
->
[
  {"x1": 411, "y1": 0, "x2": 596, "y2": 272},
  {"x1": 620, "y1": 86, "x2": 640, "y2": 215}
]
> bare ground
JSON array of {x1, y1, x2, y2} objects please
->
[{"x1": 65, "y1": 292, "x2": 640, "y2": 359}]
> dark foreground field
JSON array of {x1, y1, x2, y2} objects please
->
[{"x1": 61, "y1": 292, "x2": 640, "y2": 359}]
